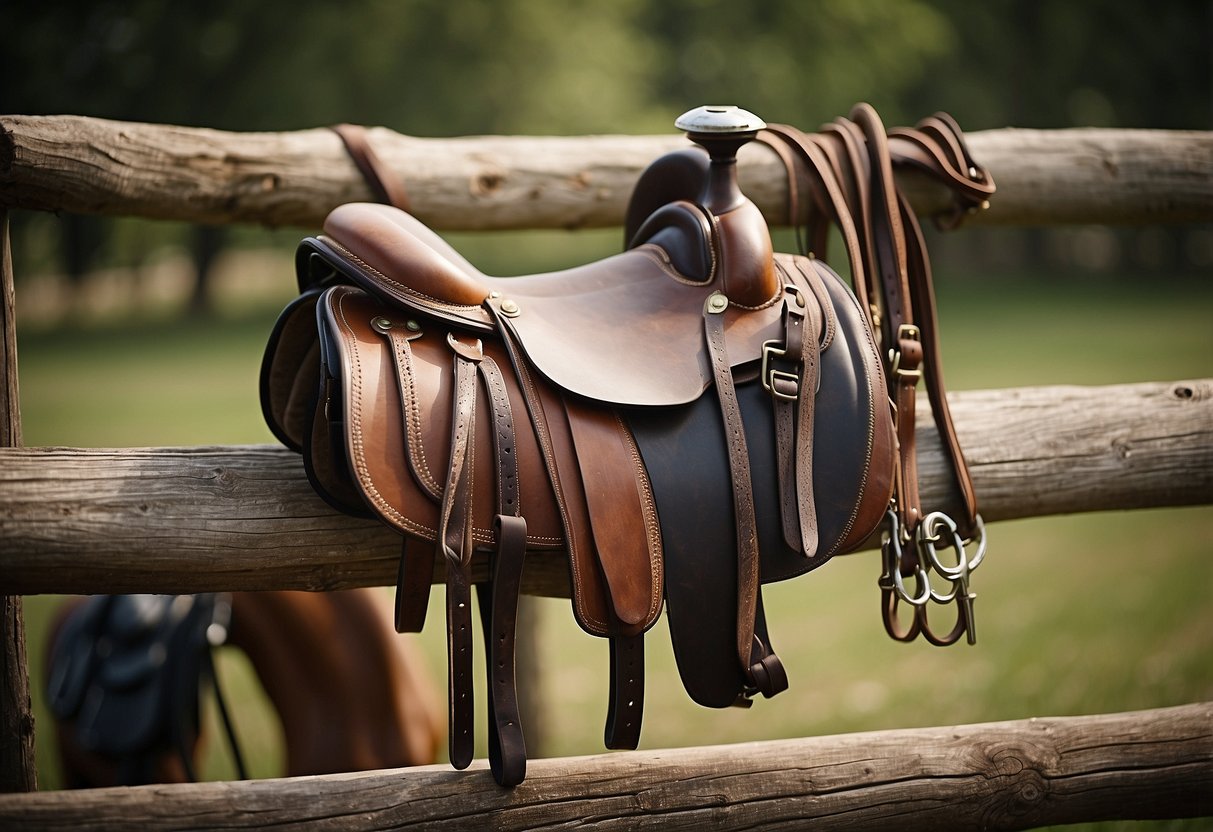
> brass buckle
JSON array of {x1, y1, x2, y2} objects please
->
[
  {"x1": 888, "y1": 323, "x2": 923, "y2": 382},
  {"x1": 761, "y1": 340, "x2": 799, "y2": 401}
]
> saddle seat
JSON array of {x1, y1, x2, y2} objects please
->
[{"x1": 309, "y1": 199, "x2": 785, "y2": 407}]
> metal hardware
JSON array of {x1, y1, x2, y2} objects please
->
[
  {"x1": 674, "y1": 105, "x2": 766, "y2": 135},
  {"x1": 879, "y1": 509, "x2": 987, "y2": 647},
  {"x1": 706, "y1": 292, "x2": 729, "y2": 314},
  {"x1": 888, "y1": 323, "x2": 923, "y2": 382},
  {"x1": 760, "y1": 340, "x2": 799, "y2": 401},
  {"x1": 373, "y1": 316, "x2": 423, "y2": 339},
  {"x1": 499, "y1": 298, "x2": 521, "y2": 318}
]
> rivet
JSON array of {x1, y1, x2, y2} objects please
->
[
  {"x1": 371, "y1": 316, "x2": 393, "y2": 332},
  {"x1": 405, "y1": 320, "x2": 421, "y2": 332},
  {"x1": 500, "y1": 298, "x2": 521, "y2": 317},
  {"x1": 707, "y1": 292, "x2": 729, "y2": 314}
]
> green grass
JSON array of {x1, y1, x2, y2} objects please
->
[{"x1": 12, "y1": 263, "x2": 1213, "y2": 831}]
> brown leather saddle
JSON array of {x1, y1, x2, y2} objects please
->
[{"x1": 261, "y1": 105, "x2": 993, "y2": 786}]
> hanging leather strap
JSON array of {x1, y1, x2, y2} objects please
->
[
  {"x1": 766, "y1": 283, "x2": 822, "y2": 558},
  {"x1": 703, "y1": 292, "x2": 787, "y2": 700},
  {"x1": 757, "y1": 107, "x2": 994, "y2": 647},
  {"x1": 437, "y1": 341, "x2": 478, "y2": 771},
  {"x1": 331, "y1": 123, "x2": 412, "y2": 211},
  {"x1": 475, "y1": 354, "x2": 528, "y2": 787},
  {"x1": 757, "y1": 110, "x2": 991, "y2": 539}
]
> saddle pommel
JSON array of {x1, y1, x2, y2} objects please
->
[
  {"x1": 675, "y1": 105, "x2": 777, "y2": 308},
  {"x1": 675, "y1": 105, "x2": 766, "y2": 214}
]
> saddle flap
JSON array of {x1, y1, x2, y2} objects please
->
[{"x1": 490, "y1": 248, "x2": 786, "y2": 407}]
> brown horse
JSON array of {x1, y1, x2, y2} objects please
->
[{"x1": 45, "y1": 589, "x2": 444, "y2": 787}]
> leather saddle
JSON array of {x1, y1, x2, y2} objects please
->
[
  {"x1": 45, "y1": 594, "x2": 244, "y2": 785},
  {"x1": 262, "y1": 105, "x2": 994, "y2": 786}
]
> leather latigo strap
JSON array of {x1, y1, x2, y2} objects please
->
[
  {"x1": 703, "y1": 290, "x2": 787, "y2": 700},
  {"x1": 758, "y1": 105, "x2": 994, "y2": 646}
]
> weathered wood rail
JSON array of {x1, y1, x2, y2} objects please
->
[
  {"x1": 3, "y1": 116, "x2": 1212, "y2": 229},
  {"x1": 1, "y1": 114, "x2": 1211, "y2": 828},
  {"x1": 2, "y1": 379, "x2": 1209, "y2": 597},
  {"x1": 1, "y1": 703, "x2": 1209, "y2": 831}
]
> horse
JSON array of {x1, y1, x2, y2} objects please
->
[{"x1": 44, "y1": 588, "x2": 444, "y2": 788}]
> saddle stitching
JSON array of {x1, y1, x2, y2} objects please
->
[
  {"x1": 327, "y1": 238, "x2": 489, "y2": 317},
  {"x1": 611, "y1": 408, "x2": 664, "y2": 625},
  {"x1": 492, "y1": 315, "x2": 610, "y2": 634}
]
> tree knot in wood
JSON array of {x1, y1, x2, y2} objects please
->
[
  {"x1": 206, "y1": 466, "x2": 240, "y2": 493},
  {"x1": 1171, "y1": 382, "x2": 1207, "y2": 401},
  {"x1": 978, "y1": 741, "x2": 1052, "y2": 822},
  {"x1": 471, "y1": 171, "x2": 505, "y2": 197},
  {"x1": 1111, "y1": 436, "x2": 1133, "y2": 460}
]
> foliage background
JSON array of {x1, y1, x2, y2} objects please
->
[{"x1": 2, "y1": 3, "x2": 1211, "y2": 829}]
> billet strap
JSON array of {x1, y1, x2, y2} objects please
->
[
  {"x1": 604, "y1": 635, "x2": 644, "y2": 749},
  {"x1": 437, "y1": 342, "x2": 479, "y2": 770},
  {"x1": 331, "y1": 123, "x2": 412, "y2": 212},
  {"x1": 477, "y1": 353, "x2": 528, "y2": 787},
  {"x1": 764, "y1": 282, "x2": 823, "y2": 558},
  {"x1": 438, "y1": 334, "x2": 529, "y2": 785},
  {"x1": 703, "y1": 291, "x2": 787, "y2": 700}
]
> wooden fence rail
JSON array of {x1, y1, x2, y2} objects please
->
[
  {"x1": 2, "y1": 378, "x2": 1209, "y2": 597},
  {"x1": 1, "y1": 702, "x2": 1209, "y2": 831},
  {"x1": 1, "y1": 114, "x2": 1211, "y2": 828},
  {"x1": 3, "y1": 116, "x2": 1212, "y2": 229}
]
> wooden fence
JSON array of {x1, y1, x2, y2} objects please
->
[{"x1": 1, "y1": 115, "x2": 1211, "y2": 829}]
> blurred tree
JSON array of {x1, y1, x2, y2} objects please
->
[{"x1": 2, "y1": 0, "x2": 1209, "y2": 294}]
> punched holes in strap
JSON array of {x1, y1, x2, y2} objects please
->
[
  {"x1": 763, "y1": 282, "x2": 823, "y2": 559},
  {"x1": 477, "y1": 354, "x2": 529, "y2": 787},
  {"x1": 438, "y1": 344, "x2": 480, "y2": 771},
  {"x1": 703, "y1": 292, "x2": 786, "y2": 700}
]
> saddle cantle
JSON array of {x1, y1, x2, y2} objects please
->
[{"x1": 261, "y1": 104, "x2": 993, "y2": 786}]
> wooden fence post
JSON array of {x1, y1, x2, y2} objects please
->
[{"x1": 0, "y1": 209, "x2": 36, "y2": 793}]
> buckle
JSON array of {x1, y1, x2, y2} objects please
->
[
  {"x1": 888, "y1": 323, "x2": 923, "y2": 383},
  {"x1": 761, "y1": 340, "x2": 800, "y2": 401}
]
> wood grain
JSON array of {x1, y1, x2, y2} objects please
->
[
  {"x1": 0, "y1": 210, "x2": 35, "y2": 793},
  {"x1": 1, "y1": 379, "x2": 1208, "y2": 597},
  {"x1": 3, "y1": 116, "x2": 1210, "y2": 229},
  {"x1": 0, "y1": 702, "x2": 1207, "y2": 831}
]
